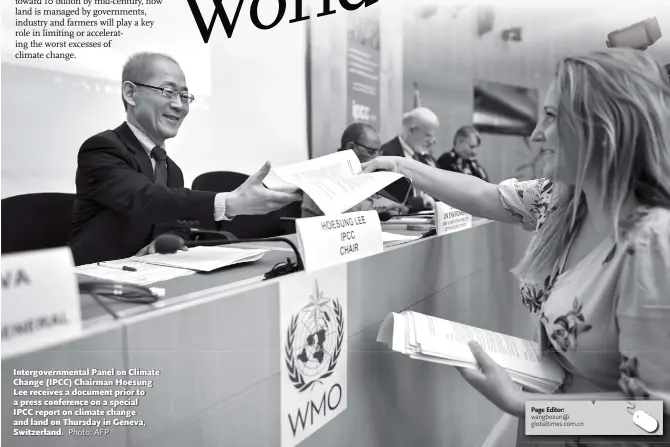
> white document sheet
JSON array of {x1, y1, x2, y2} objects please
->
[
  {"x1": 263, "y1": 150, "x2": 406, "y2": 215},
  {"x1": 381, "y1": 232, "x2": 421, "y2": 243},
  {"x1": 128, "y1": 246, "x2": 268, "y2": 272},
  {"x1": 382, "y1": 216, "x2": 434, "y2": 226},
  {"x1": 76, "y1": 259, "x2": 195, "y2": 285},
  {"x1": 377, "y1": 311, "x2": 565, "y2": 394},
  {"x1": 410, "y1": 312, "x2": 563, "y2": 382}
]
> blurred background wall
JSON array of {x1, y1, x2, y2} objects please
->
[
  {"x1": 2, "y1": 0, "x2": 668, "y2": 197},
  {"x1": 400, "y1": 2, "x2": 669, "y2": 184}
]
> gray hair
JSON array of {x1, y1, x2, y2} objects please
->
[
  {"x1": 401, "y1": 107, "x2": 439, "y2": 130},
  {"x1": 121, "y1": 52, "x2": 180, "y2": 111}
]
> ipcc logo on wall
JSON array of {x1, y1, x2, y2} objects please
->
[{"x1": 351, "y1": 101, "x2": 371, "y2": 121}]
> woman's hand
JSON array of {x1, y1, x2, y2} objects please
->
[
  {"x1": 457, "y1": 341, "x2": 524, "y2": 416},
  {"x1": 361, "y1": 156, "x2": 405, "y2": 174}
]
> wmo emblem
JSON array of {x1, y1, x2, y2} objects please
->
[
  {"x1": 285, "y1": 282, "x2": 344, "y2": 392},
  {"x1": 279, "y1": 267, "x2": 347, "y2": 447}
]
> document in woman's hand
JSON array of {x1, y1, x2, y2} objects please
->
[{"x1": 377, "y1": 311, "x2": 565, "y2": 394}]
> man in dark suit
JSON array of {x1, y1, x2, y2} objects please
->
[
  {"x1": 437, "y1": 125, "x2": 489, "y2": 182},
  {"x1": 69, "y1": 52, "x2": 300, "y2": 266},
  {"x1": 381, "y1": 107, "x2": 440, "y2": 209}
]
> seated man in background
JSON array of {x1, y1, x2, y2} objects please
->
[
  {"x1": 69, "y1": 52, "x2": 300, "y2": 266},
  {"x1": 381, "y1": 107, "x2": 440, "y2": 209},
  {"x1": 301, "y1": 123, "x2": 409, "y2": 218},
  {"x1": 437, "y1": 125, "x2": 489, "y2": 182}
]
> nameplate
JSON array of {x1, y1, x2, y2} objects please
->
[
  {"x1": 435, "y1": 201, "x2": 472, "y2": 236},
  {"x1": 296, "y1": 211, "x2": 383, "y2": 271},
  {"x1": 1, "y1": 248, "x2": 82, "y2": 359}
]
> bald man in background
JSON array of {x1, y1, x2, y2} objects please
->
[
  {"x1": 381, "y1": 107, "x2": 440, "y2": 208},
  {"x1": 301, "y1": 122, "x2": 409, "y2": 218}
]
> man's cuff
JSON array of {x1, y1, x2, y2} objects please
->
[{"x1": 214, "y1": 193, "x2": 231, "y2": 221}]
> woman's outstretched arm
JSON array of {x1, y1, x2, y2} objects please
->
[{"x1": 364, "y1": 156, "x2": 515, "y2": 223}]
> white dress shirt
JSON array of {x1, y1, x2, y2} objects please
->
[
  {"x1": 397, "y1": 135, "x2": 434, "y2": 206},
  {"x1": 398, "y1": 136, "x2": 415, "y2": 159},
  {"x1": 126, "y1": 121, "x2": 230, "y2": 221},
  {"x1": 398, "y1": 136, "x2": 420, "y2": 198}
]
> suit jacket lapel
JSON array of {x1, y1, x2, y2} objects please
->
[
  {"x1": 115, "y1": 122, "x2": 155, "y2": 180},
  {"x1": 393, "y1": 137, "x2": 405, "y2": 157}
]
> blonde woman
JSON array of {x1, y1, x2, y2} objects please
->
[{"x1": 363, "y1": 48, "x2": 670, "y2": 445}]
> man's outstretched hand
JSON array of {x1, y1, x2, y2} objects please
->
[{"x1": 225, "y1": 162, "x2": 302, "y2": 218}]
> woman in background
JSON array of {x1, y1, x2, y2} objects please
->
[{"x1": 363, "y1": 48, "x2": 670, "y2": 446}]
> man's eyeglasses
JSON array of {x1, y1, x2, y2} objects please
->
[
  {"x1": 132, "y1": 82, "x2": 195, "y2": 104},
  {"x1": 354, "y1": 142, "x2": 382, "y2": 155}
]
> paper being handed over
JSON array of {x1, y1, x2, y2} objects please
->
[
  {"x1": 377, "y1": 311, "x2": 565, "y2": 394},
  {"x1": 262, "y1": 150, "x2": 407, "y2": 215}
]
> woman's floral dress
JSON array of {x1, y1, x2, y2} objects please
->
[{"x1": 498, "y1": 178, "x2": 670, "y2": 447}]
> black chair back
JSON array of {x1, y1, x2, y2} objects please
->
[
  {"x1": 1, "y1": 193, "x2": 75, "y2": 254},
  {"x1": 192, "y1": 171, "x2": 300, "y2": 238},
  {"x1": 192, "y1": 171, "x2": 248, "y2": 195}
]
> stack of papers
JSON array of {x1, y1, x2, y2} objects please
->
[
  {"x1": 382, "y1": 216, "x2": 434, "y2": 226},
  {"x1": 76, "y1": 246, "x2": 268, "y2": 285},
  {"x1": 382, "y1": 232, "x2": 421, "y2": 243},
  {"x1": 76, "y1": 260, "x2": 195, "y2": 286},
  {"x1": 129, "y1": 246, "x2": 268, "y2": 272},
  {"x1": 377, "y1": 311, "x2": 565, "y2": 394}
]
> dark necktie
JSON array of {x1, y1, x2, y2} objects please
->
[{"x1": 151, "y1": 146, "x2": 168, "y2": 185}]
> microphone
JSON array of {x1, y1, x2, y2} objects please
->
[
  {"x1": 190, "y1": 228, "x2": 239, "y2": 241},
  {"x1": 153, "y1": 233, "x2": 304, "y2": 279},
  {"x1": 78, "y1": 278, "x2": 164, "y2": 320}
]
